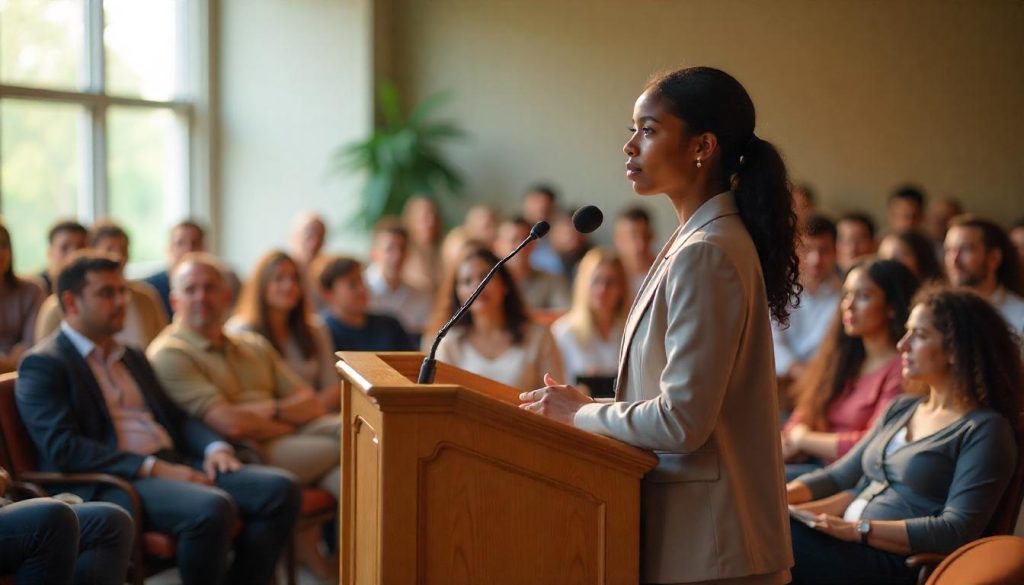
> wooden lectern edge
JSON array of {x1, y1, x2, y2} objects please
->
[{"x1": 335, "y1": 352, "x2": 658, "y2": 476}]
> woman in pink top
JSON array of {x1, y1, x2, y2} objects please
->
[{"x1": 783, "y1": 258, "x2": 920, "y2": 480}]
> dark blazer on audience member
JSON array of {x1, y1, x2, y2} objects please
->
[{"x1": 16, "y1": 330, "x2": 224, "y2": 499}]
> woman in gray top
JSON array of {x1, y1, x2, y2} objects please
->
[{"x1": 786, "y1": 287, "x2": 1022, "y2": 584}]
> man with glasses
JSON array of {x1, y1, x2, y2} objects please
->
[{"x1": 16, "y1": 251, "x2": 301, "y2": 585}]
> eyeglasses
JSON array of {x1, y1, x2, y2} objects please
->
[{"x1": 86, "y1": 286, "x2": 132, "y2": 302}]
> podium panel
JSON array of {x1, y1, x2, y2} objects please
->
[{"x1": 337, "y1": 352, "x2": 656, "y2": 585}]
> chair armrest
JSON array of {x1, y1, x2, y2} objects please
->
[
  {"x1": 905, "y1": 552, "x2": 946, "y2": 569},
  {"x1": 18, "y1": 471, "x2": 145, "y2": 550},
  {"x1": 8, "y1": 480, "x2": 47, "y2": 499}
]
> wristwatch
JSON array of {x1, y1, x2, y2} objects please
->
[{"x1": 857, "y1": 519, "x2": 872, "y2": 544}]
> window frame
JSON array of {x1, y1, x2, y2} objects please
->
[{"x1": 0, "y1": 0, "x2": 213, "y2": 271}]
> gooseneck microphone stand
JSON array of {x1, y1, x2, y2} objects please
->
[{"x1": 417, "y1": 221, "x2": 549, "y2": 384}]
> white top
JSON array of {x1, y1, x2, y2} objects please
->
[
  {"x1": 435, "y1": 322, "x2": 564, "y2": 390},
  {"x1": 990, "y1": 286, "x2": 1024, "y2": 336},
  {"x1": 550, "y1": 315, "x2": 622, "y2": 384},
  {"x1": 364, "y1": 263, "x2": 435, "y2": 335},
  {"x1": 771, "y1": 275, "x2": 842, "y2": 376},
  {"x1": 459, "y1": 343, "x2": 528, "y2": 388},
  {"x1": 842, "y1": 425, "x2": 909, "y2": 521}
]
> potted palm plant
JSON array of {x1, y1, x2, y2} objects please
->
[{"x1": 333, "y1": 82, "x2": 465, "y2": 228}]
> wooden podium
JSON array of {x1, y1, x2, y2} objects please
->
[{"x1": 336, "y1": 351, "x2": 657, "y2": 585}]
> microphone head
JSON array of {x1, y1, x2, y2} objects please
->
[
  {"x1": 572, "y1": 205, "x2": 604, "y2": 234},
  {"x1": 530, "y1": 220, "x2": 550, "y2": 239}
]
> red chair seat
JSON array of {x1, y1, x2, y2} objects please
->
[
  {"x1": 142, "y1": 532, "x2": 178, "y2": 560},
  {"x1": 301, "y1": 488, "x2": 335, "y2": 515}
]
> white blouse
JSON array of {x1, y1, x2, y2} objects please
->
[
  {"x1": 435, "y1": 322, "x2": 564, "y2": 390},
  {"x1": 550, "y1": 316, "x2": 622, "y2": 384}
]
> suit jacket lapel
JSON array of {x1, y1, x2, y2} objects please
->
[
  {"x1": 613, "y1": 192, "x2": 740, "y2": 399},
  {"x1": 55, "y1": 332, "x2": 116, "y2": 437}
]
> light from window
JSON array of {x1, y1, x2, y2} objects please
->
[
  {"x1": 108, "y1": 106, "x2": 186, "y2": 264},
  {"x1": 0, "y1": 0, "x2": 84, "y2": 90},
  {"x1": 0, "y1": 99, "x2": 83, "y2": 273}
]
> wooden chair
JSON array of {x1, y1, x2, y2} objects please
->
[
  {"x1": 906, "y1": 420, "x2": 1024, "y2": 584},
  {"x1": 0, "y1": 372, "x2": 177, "y2": 585}
]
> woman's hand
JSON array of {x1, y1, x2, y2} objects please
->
[
  {"x1": 519, "y1": 373, "x2": 594, "y2": 424},
  {"x1": 786, "y1": 422, "x2": 810, "y2": 451},
  {"x1": 812, "y1": 514, "x2": 859, "y2": 543},
  {"x1": 781, "y1": 432, "x2": 800, "y2": 460}
]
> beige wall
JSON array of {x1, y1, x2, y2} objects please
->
[
  {"x1": 390, "y1": 0, "x2": 1024, "y2": 243},
  {"x1": 218, "y1": 0, "x2": 374, "y2": 274}
]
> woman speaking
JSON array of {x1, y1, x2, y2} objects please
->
[{"x1": 520, "y1": 67, "x2": 800, "y2": 584}]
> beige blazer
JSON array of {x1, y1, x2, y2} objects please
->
[{"x1": 574, "y1": 192, "x2": 793, "y2": 584}]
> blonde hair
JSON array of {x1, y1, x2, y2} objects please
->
[{"x1": 563, "y1": 248, "x2": 628, "y2": 349}]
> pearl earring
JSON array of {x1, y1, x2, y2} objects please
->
[{"x1": 695, "y1": 157, "x2": 702, "y2": 169}]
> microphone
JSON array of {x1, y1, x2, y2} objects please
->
[
  {"x1": 572, "y1": 205, "x2": 603, "y2": 234},
  {"x1": 417, "y1": 220, "x2": 551, "y2": 384}
]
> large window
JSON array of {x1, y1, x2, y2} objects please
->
[{"x1": 0, "y1": 0, "x2": 200, "y2": 274}]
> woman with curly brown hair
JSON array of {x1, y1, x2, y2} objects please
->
[{"x1": 786, "y1": 287, "x2": 1023, "y2": 584}]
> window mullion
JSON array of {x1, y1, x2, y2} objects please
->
[{"x1": 85, "y1": 0, "x2": 107, "y2": 220}]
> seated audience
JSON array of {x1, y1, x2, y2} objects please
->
[
  {"x1": 316, "y1": 255, "x2": 415, "y2": 351},
  {"x1": 548, "y1": 208, "x2": 593, "y2": 281},
  {"x1": 29, "y1": 219, "x2": 88, "y2": 296},
  {"x1": 227, "y1": 250, "x2": 338, "y2": 409},
  {"x1": 148, "y1": 254, "x2": 340, "y2": 494},
  {"x1": 463, "y1": 204, "x2": 500, "y2": 243},
  {"x1": 433, "y1": 246, "x2": 564, "y2": 390},
  {"x1": 877, "y1": 230, "x2": 945, "y2": 283},
  {"x1": 1, "y1": 466, "x2": 133, "y2": 585},
  {"x1": 836, "y1": 212, "x2": 877, "y2": 274},
  {"x1": 440, "y1": 204, "x2": 499, "y2": 271},
  {"x1": 0, "y1": 224, "x2": 45, "y2": 373},
  {"x1": 886, "y1": 184, "x2": 926, "y2": 234},
  {"x1": 783, "y1": 259, "x2": 919, "y2": 480},
  {"x1": 16, "y1": 251, "x2": 300, "y2": 585},
  {"x1": 144, "y1": 219, "x2": 206, "y2": 317},
  {"x1": 35, "y1": 220, "x2": 168, "y2": 349},
  {"x1": 289, "y1": 211, "x2": 328, "y2": 310},
  {"x1": 401, "y1": 195, "x2": 444, "y2": 293},
  {"x1": 1011, "y1": 217, "x2": 1024, "y2": 269},
  {"x1": 786, "y1": 287, "x2": 1022, "y2": 585},
  {"x1": 364, "y1": 219, "x2": 434, "y2": 342},
  {"x1": 944, "y1": 215, "x2": 1024, "y2": 334},
  {"x1": 772, "y1": 214, "x2": 842, "y2": 383},
  {"x1": 613, "y1": 205, "x2": 656, "y2": 298},
  {"x1": 494, "y1": 217, "x2": 570, "y2": 310},
  {"x1": 925, "y1": 197, "x2": 963, "y2": 256},
  {"x1": 791, "y1": 182, "x2": 817, "y2": 227},
  {"x1": 149, "y1": 253, "x2": 340, "y2": 578},
  {"x1": 550, "y1": 248, "x2": 627, "y2": 396},
  {"x1": 521, "y1": 184, "x2": 563, "y2": 275}
]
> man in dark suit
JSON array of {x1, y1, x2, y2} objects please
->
[{"x1": 16, "y1": 251, "x2": 301, "y2": 585}]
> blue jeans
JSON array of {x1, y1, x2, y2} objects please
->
[
  {"x1": 95, "y1": 464, "x2": 301, "y2": 585},
  {"x1": 0, "y1": 499, "x2": 133, "y2": 585},
  {"x1": 790, "y1": 518, "x2": 918, "y2": 584}
]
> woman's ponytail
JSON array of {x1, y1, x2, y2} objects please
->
[
  {"x1": 647, "y1": 67, "x2": 802, "y2": 325},
  {"x1": 733, "y1": 136, "x2": 802, "y2": 326}
]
